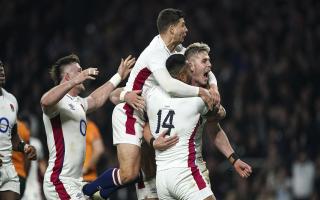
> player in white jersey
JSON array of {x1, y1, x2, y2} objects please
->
[
  {"x1": 40, "y1": 54, "x2": 135, "y2": 200},
  {"x1": 22, "y1": 136, "x2": 45, "y2": 200},
  {"x1": 144, "y1": 45, "x2": 252, "y2": 200},
  {"x1": 0, "y1": 61, "x2": 37, "y2": 200},
  {"x1": 82, "y1": 8, "x2": 219, "y2": 199}
]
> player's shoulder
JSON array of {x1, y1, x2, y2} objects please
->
[{"x1": 2, "y1": 88, "x2": 18, "y2": 104}]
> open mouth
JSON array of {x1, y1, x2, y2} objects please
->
[{"x1": 203, "y1": 71, "x2": 209, "y2": 78}]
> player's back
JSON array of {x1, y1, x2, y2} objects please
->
[
  {"x1": 43, "y1": 94, "x2": 87, "y2": 181},
  {"x1": 146, "y1": 86, "x2": 207, "y2": 171}
]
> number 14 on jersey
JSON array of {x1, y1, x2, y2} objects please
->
[{"x1": 155, "y1": 109, "x2": 175, "y2": 136}]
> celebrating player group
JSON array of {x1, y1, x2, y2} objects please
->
[{"x1": 0, "y1": 7, "x2": 252, "y2": 200}]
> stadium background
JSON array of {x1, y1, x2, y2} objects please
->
[{"x1": 1, "y1": 0, "x2": 319, "y2": 199}]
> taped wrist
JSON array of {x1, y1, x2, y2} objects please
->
[
  {"x1": 228, "y1": 152, "x2": 239, "y2": 165},
  {"x1": 109, "y1": 73, "x2": 122, "y2": 87},
  {"x1": 149, "y1": 137, "x2": 155, "y2": 149},
  {"x1": 18, "y1": 141, "x2": 26, "y2": 152}
]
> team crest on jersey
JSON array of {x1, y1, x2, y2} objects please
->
[
  {"x1": 68, "y1": 103, "x2": 75, "y2": 110},
  {"x1": 0, "y1": 117, "x2": 9, "y2": 133},
  {"x1": 10, "y1": 104, "x2": 14, "y2": 112},
  {"x1": 80, "y1": 119, "x2": 87, "y2": 136}
]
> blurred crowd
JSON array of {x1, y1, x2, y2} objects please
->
[{"x1": 1, "y1": 0, "x2": 319, "y2": 199}]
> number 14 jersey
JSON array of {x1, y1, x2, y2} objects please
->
[{"x1": 145, "y1": 86, "x2": 208, "y2": 171}]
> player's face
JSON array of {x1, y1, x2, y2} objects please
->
[
  {"x1": 172, "y1": 18, "x2": 188, "y2": 44},
  {"x1": 0, "y1": 65, "x2": 5, "y2": 87},
  {"x1": 67, "y1": 62, "x2": 85, "y2": 92},
  {"x1": 188, "y1": 51, "x2": 211, "y2": 87}
]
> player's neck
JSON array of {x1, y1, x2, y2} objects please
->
[
  {"x1": 0, "y1": 87, "x2": 2, "y2": 96},
  {"x1": 68, "y1": 88, "x2": 78, "y2": 97},
  {"x1": 191, "y1": 79, "x2": 200, "y2": 87},
  {"x1": 160, "y1": 34, "x2": 178, "y2": 52}
]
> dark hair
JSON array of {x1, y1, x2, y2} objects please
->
[
  {"x1": 0, "y1": 60, "x2": 3, "y2": 68},
  {"x1": 49, "y1": 54, "x2": 80, "y2": 85},
  {"x1": 165, "y1": 53, "x2": 190, "y2": 83},
  {"x1": 157, "y1": 8, "x2": 184, "y2": 34}
]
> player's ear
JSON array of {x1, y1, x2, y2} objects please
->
[
  {"x1": 64, "y1": 73, "x2": 70, "y2": 81},
  {"x1": 169, "y1": 25, "x2": 175, "y2": 35},
  {"x1": 189, "y1": 62, "x2": 195, "y2": 72}
]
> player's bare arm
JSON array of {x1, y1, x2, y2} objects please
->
[
  {"x1": 109, "y1": 87, "x2": 145, "y2": 112},
  {"x1": 86, "y1": 55, "x2": 135, "y2": 113},
  {"x1": 11, "y1": 124, "x2": 37, "y2": 160},
  {"x1": 143, "y1": 122, "x2": 179, "y2": 151},
  {"x1": 210, "y1": 122, "x2": 252, "y2": 178},
  {"x1": 40, "y1": 67, "x2": 98, "y2": 110}
]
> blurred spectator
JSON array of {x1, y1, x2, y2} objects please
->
[
  {"x1": 82, "y1": 118, "x2": 105, "y2": 182},
  {"x1": 292, "y1": 150, "x2": 315, "y2": 200}
]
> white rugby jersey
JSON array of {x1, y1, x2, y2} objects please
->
[
  {"x1": 0, "y1": 88, "x2": 18, "y2": 164},
  {"x1": 43, "y1": 94, "x2": 88, "y2": 182},
  {"x1": 124, "y1": 35, "x2": 183, "y2": 97},
  {"x1": 146, "y1": 86, "x2": 208, "y2": 171}
]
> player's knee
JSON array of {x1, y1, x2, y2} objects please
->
[{"x1": 119, "y1": 168, "x2": 139, "y2": 184}]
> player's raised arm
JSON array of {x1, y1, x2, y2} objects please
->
[
  {"x1": 151, "y1": 52, "x2": 214, "y2": 110},
  {"x1": 41, "y1": 67, "x2": 97, "y2": 109},
  {"x1": 86, "y1": 55, "x2": 135, "y2": 113},
  {"x1": 109, "y1": 87, "x2": 145, "y2": 112},
  {"x1": 40, "y1": 54, "x2": 98, "y2": 112}
]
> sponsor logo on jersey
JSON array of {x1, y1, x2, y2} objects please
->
[{"x1": 68, "y1": 103, "x2": 75, "y2": 110}]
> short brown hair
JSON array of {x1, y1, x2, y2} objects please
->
[
  {"x1": 49, "y1": 54, "x2": 80, "y2": 85},
  {"x1": 157, "y1": 8, "x2": 185, "y2": 34},
  {"x1": 185, "y1": 42, "x2": 210, "y2": 60}
]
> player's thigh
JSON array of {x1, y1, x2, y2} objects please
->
[
  {"x1": 156, "y1": 171, "x2": 175, "y2": 200},
  {"x1": 136, "y1": 176, "x2": 158, "y2": 200},
  {"x1": 112, "y1": 103, "x2": 144, "y2": 147},
  {"x1": 117, "y1": 143, "x2": 141, "y2": 173},
  {"x1": 160, "y1": 168, "x2": 213, "y2": 200},
  {"x1": 203, "y1": 195, "x2": 216, "y2": 200},
  {"x1": 0, "y1": 190, "x2": 20, "y2": 200}
]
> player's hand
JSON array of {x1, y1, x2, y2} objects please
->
[
  {"x1": 125, "y1": 90, "x2": 145, "y2": 112},
  {"x1": 153, "y1": 131, "x2": 179, "y2": 151},
  {"x1": 74, "y1": 68, "x2": 99, "y2": 85},
  {"x1": 234, "y1": 159, "x2": 252, "y2": 178},
  {"x1": 24, "y1": 144, "x2": 37, "y2": 160},
  {"x1": 0, "y1": 153, "x2": 3, "y2": 167},
  {"x1": 213, "y1": 105, "x2": 226, "y2": 121},
  {"x1": 209, "y1": 85, "x2": 220, "y2": 106},
  {"x1": 199, "y1": 88, "x2": 214, "y2": 110},
  {"x1": 117, "y1": 55, "x2": 136, "y2": 80}
]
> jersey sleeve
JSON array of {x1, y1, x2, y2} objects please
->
[
  {"x1": 43, "y1": 101, "x2": 62, "y2": 118},
  {"x1": 146, "y1": 48, "x2": 168, "y2": 72},
  {"x1": 209, "y1": 71, "x2": 218, "y2": 86}
]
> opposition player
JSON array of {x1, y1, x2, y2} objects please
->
[
  {"x1": 0, "y1": 60, "x2": 37, "y2": 200},
  {"x1": 40, "y1": 54, "x2": 134, "y2": 200},
  {"x1": 82, "y1": 8, "x2": 218, "y2": 198}
]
